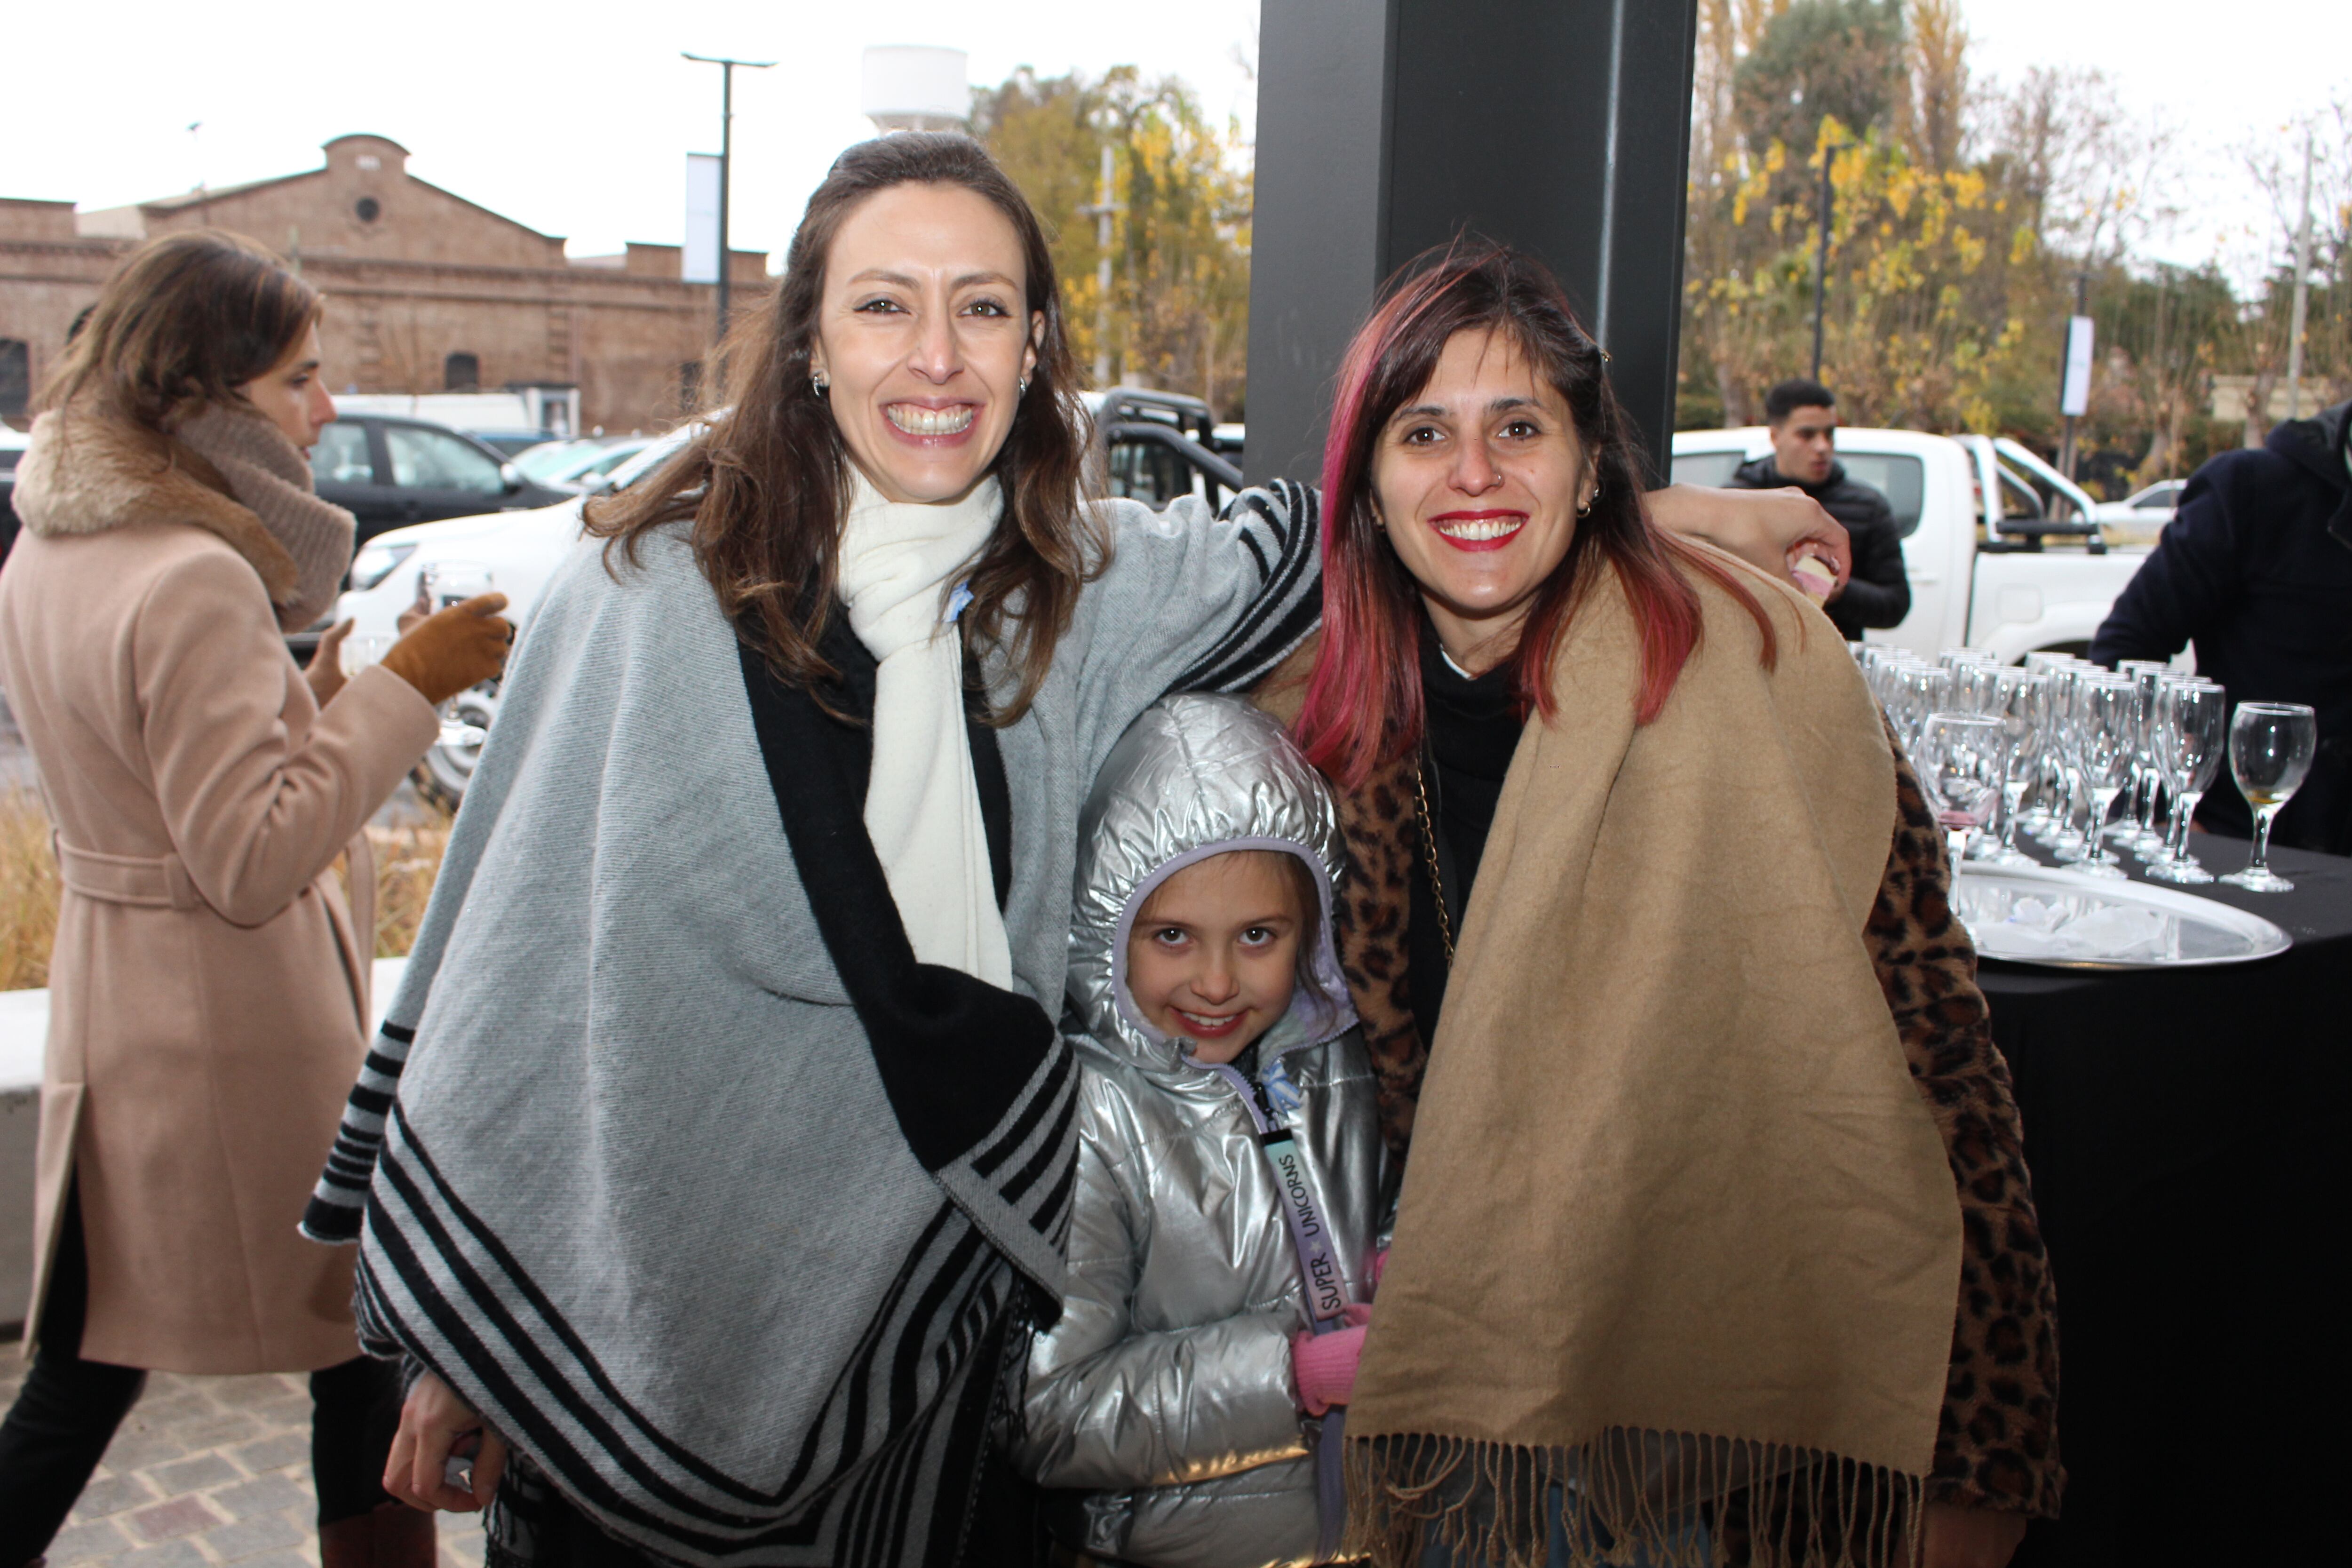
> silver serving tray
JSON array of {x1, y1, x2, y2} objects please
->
[{"x1": 1954, "y1": 862, "x2": 2292, "y2": 970}]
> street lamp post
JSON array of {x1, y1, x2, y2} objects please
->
[
  {"x1": 1076, "y1": 143, "x2": 1122, "y2": 387},
  {"x1": 2284, "y1": 130, "x2": 2316, "y2": 421},
  {"x1": 1809, "y1": 140, "x2": 1850, "y2": 383},
  {"x1": 683, "y1": 52, "x2": 776, "y2": 348}
]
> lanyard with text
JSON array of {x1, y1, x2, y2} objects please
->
[
  {"x1": 1205, "y1": 1053, "x2": 1351, "y2": 1560},
  {"x1": 1204, "y1": 1056, "x2": 1351, "y2": 1332}
]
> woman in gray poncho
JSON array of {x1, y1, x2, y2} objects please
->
[{"x1": 306, "y1": 135, "x2": 1850, "y2": 1568}]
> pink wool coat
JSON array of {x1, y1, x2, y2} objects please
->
[{"x1": 0, "y1": 413, "x2": 437, "y2": 1373}]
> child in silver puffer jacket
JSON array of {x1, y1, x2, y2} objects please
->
[{"x1": 1006, "y1": 694, "x2": 1391, "y2": 1568}]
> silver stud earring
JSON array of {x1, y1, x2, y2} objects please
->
[
  {"x1": 810, "y1": 372, "x2": 828, "y2": 397},
  {"x1": 1018, "y1": 376, "x2": 1030, "y2": 397}
]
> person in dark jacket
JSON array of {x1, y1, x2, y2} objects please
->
[
  {"x1": 1728, "y1": 377, "x2": 1911, "y2": 641},
  {"x1": 2089, "y1": 399, "x2": 2352, "y2": 854}
]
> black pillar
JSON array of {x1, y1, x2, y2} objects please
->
[{"x1": 1245, "y1": 0, "x2": 1700, "y2": 489}]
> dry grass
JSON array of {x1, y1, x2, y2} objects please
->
[
  {"x1": 0, "y1": 788, "x2": 61, "y2": 992},
  {"x1": 364, "y1": 812, "x2": 452, "y2": 959},
  {"x1": 0, "y1": 789, "x2": 453, "y2": 989}
]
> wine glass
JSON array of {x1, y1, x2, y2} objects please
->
[
  {"x1": 1895, "y1": 663, "x2": 1955, "y2": 755},
  {"x1": 2041, "y1": 665, "x2": 2095, "y2": 856},
  {"x1": 418, "y1": 560, "x2": 496, "y2": 749},
  {"x1": 1951, "y1": 660, "x2": 2004, "y2": 719},
  {"x1": 2145, "y1": 680, "x2": 2226, "y2": 885},
  {"x1": 1916, "y1": 712, "x2": 2006, "y2": 866},
  {"x1": 2064, "y1": 675, "x2": 2136, "y2": 880},
  {"x1": 1978, "y1": 668, "x2": 2046, "y2": 868},
  {"x1": 338, "y1": 635, "x2": 395, "y2": 678},
  {"x1": 2220, "y1": 702, "x2": 2318, "y2": 892}
]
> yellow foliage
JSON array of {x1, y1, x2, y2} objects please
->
[{"x1": 0, "y1": 790, "x2": 59, "y2": 992}]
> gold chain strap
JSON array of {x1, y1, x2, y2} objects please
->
[{"x1": 1412, "y1": 760, "x2": 1457, "y2": 965}]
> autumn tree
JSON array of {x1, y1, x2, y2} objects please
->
[
  {"x1": 971, "y1": 66, "x2": 1253, "y2": 417},
  {"x1": 1683, "y1": 0, "x2": 2049, "y2": 438},
  {"x1": 1674, "y1": 0, "x2": 2273, "y2": 499}
]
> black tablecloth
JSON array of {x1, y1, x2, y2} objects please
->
[{"x1": 1984, "y1": 832, "x2": 2351, "y2": 1567}]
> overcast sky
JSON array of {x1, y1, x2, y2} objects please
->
[{"x1": 1, "y1": 0, "x2": 2335, "y2": 279}]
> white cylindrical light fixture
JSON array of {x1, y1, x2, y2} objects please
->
[{"x1": 861, "y1": 46, "x2": 970, "y2": 133}]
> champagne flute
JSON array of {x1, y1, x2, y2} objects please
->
[
  {"x1": 2220, "y1": 702, "x2": 2318, "y2": 892},
  {"x1": 418, "y1": 560, "x2": 496, "y2": 749},
  {"x1": 2146, "y1": 680, "x2": 2226, "y2": 884},
  {"x1": 1916, "y1": 711, "x2": 2005, "y2": 866},
  {"x1": 2019, "y1": 655, "x2": 2080, "y2": 834},
  {"x1": 2113, "y1": 661, "x2": 2170, "y2": 850}
]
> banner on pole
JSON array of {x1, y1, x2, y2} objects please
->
[
  {"x1": 2061, "y1": 315, "x2": 2095, "y2": 418},
  {"x1": 683, "y1": 153, "x2": 721, "y2": 285}
]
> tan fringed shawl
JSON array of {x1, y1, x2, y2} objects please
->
[{"x1": 1343, "y1": 555, "x2": 1963, "y2": 1567}]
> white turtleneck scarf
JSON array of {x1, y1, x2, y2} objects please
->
[{"x1": 837, "y1": 470, "x2": 1014, "y2": 988}]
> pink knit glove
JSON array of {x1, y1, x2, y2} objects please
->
[{"x1": 1292, "y1": 1304, "x2": 1374, "y2": 1416}]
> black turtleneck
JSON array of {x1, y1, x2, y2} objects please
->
[{"x1": 1407, "y1": 620, "x2": 1523, "y2": 1039}]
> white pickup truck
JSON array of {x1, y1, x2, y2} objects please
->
[{"x1": 1670, "y1": 427, "x2": 2149, "y2": 663}]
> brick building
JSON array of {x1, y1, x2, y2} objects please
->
[{"x1": 0, "y1": 134, "x2": 769, "y2": 432}]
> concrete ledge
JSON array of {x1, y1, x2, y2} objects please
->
[{"x1": 1, "y1": 958, "x2": 407, "y2": 1332}]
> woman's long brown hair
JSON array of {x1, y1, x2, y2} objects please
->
[
  {"x1": 39, "y1": 229, "x2": 320, "y2": 434},
  {"x1": 585, "y1": 133, "x2": 1101, "y2": 723}
]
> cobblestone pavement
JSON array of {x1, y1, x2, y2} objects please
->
[{"x1": 0, "y1": 1357, "x2": 488, "y2": 1568}]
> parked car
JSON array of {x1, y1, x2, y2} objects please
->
[
  {"x1": 2090, "y1": 478, "x2": 2183, "y2": 545},
  {"x1": 0, "y1": 423, "x2": 27, "y2": 570},
  {"x1": 310, "y1": 415, "x2": 573, "y2": 548},
  {"x1": 1671, "y1": 426, "x2": 2152, "y2": 663},
  {"x1": 469, "y1": 430, "x2": 568, "y2": 458},
  {"x1": 1088, "y1": 388, "x2": 1242, "y2": 511},
  {"x1": 512, "y1": 436, "x2": 659, "y2": 493},
  {"x1": 2092, "y1": 478, "x2": 2184, "y2": 521}
]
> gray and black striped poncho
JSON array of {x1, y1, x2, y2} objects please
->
[{"x1": 302, "y1": 484, "x2": 1320, "y2": 1568}]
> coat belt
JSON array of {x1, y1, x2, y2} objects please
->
[{"x1": 53, "y1": 837, "x2": 203, "y2": 911}]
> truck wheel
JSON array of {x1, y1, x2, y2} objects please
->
[{"x1": 409, "y1": 682, "x2": 500, "y2": 812}]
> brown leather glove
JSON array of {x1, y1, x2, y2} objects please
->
[{"x1": 379, "y1": 593, "x2": 513, "y2": 706}]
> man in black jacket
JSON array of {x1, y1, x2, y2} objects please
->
[
  {"x1": 1728, "y1": 378, "x2": 1911, "y2": 641},
  {"x1": 2090, "y1": 399, "x2": 2352, "y2": 854}
]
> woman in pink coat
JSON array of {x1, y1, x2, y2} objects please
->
[{"x1": 0, "y1": 231, "x2": 511, "y2": 1568}]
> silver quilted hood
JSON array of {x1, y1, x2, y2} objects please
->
[{"x1": 1069, "y1": 694, "x2": 1356, "y2": 1067}]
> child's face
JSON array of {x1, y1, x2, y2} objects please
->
[{"x1": 1125, "y1": 851, "x2": 1307, "y2": 1066}]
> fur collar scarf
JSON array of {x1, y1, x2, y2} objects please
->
[{"x1": 12, "y1": 404, "x2": 356, "y2": 630}]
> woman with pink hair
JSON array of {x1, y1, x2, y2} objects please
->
[{"x1": 1257, "y1": 244, "x2": 2060, "y2": 1568}]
